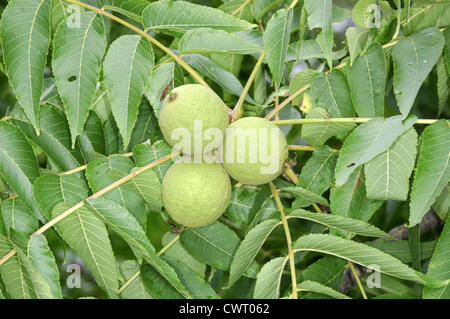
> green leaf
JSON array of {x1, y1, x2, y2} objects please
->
[
  {"x1": 345, "y1": 27, "x2": 369, "y2": 67},
  {"x1": 292, "y1": 234, "x2": 441, "y2": 287},
  {"x1": 352, "y1": 0, "x2": 385, "y2": 29},
  {"x1": 299, "y1": 256, "x2": 347, "y2": 299},
  {"x1": 85, "y1": 155, "x2": 147, "y2": 229},
  {"x1": 145, "y1": 63, "x2": 179, "y2": 118},
  {"x1": 348, "y1": 43, "x2": 386, "y2": 118},
  {"x1": 50, "y1": 0, "x2": 70, "y2": 34},
  {"x1": 392, "y1": 27, "x2": 445, "y2": 119},
  {"x1": 140, "y1": 263, "x2": 183, "y2": 299},
  {"x1": 253, "y1": 257, "x2": 287, "y2": 299},
  {"x1": 109, "y1": 167, "x2": 162, "y2": 213},
  {"x1": 98, "y1": 0, "x2": 150, "y2": 21},
  {"x1": 119, "y1": 260, "x2": 152, "y2": 299},
  {"x1": 444, "y1": 28, "x2": 450, "y2": 73},
  {"x1": 304, "y1": 0, "x2": 332, "y2": 29},
  {"x1": 133, "y1": 141, "x2": 173, "y2": 182},
  {"x1": 33, "y1": 174, "x2": 88, "y2": 221},
  {"x1": 163, "y1": 256, "x2": 219, "y2": 299},
  {"x1": 85, "y1": 197, "x2": 156, "y2": 256},
  {"x1": 437, "y1": 54, "x2": 450, "y2": 118},
  {"x1": 141, "y1": 0, "x2": 255, "y2": 37},
  {"x1": 0, "y1": 233, "x2": 37, "y2": 298},
  {"x1": 252, "y1": 0, "x2": 282, "y2": 22},
  {"x1": 310, "y1": 70, "x2": 355, "y2": 118},
  {"x1": 289, "y1": 69, "x2": 318, "y2": 105},
  {"x1": 179, "y1": 28, "x2": 262, "y2": 55},
  {"x1": 304, "y1": 0, "x2": 333, "y2": 69},
  {"x1": 403, "y1": 5, "x2": 450, "y2": 36},
  {"x1": 300, "y1": 107, "x2": 356, "y2": 147},
  {"x1": 330, "y1": 167, "x2": 383, "y2": 222},
  {"x1": 423, "y1": 217, "x2": 450, "y2": 299},
  {"x1": 229, "y1": 219, "x2": 281, "y2": 287},
  {"x1": 51, "y1": 202, "x2": 119, "y2": 299},
  {"x1": 224, "y1": 188, "x2": 258, "y2": 225},
  {"x1": 365, "y1": 127, "x2": 418, "y2": 201},
  {"x1": 180, "y1": 221, "x2": 241, "y2": 271},
  {"x1": 52, "y1": 11, "x2": 107, "y2": 147},
  {"x1": 0, "y1": 0, "x2": 51, "y2": 133},
  {"x1": 288, "y1": 209, "x2": 390, "y2": 238},
  {"x1": 367, "y1": 240, "x2": 437, "y2": 263},
  {"x1": 183, "y1": 54, "x2": 255, "y2": 103},
  {"x1": 161, "y1": 232, "x2": 206, "y2": 278},
  {"x1": 316, "y1": 24, "x2": 334, "y2": 70},
  {"x1": 433, "y1": 183, "x2": 449, "y2": 221},
  {"x1": 0, "y1": 122, "x2": 42, "y2": 222},
  {"x1": 292, "y1": 146, "x2": 339, "y2": 207},
  {"x1": 10, "y1": 230, "x2": 62, "y2": 299},
  {"x1": 85, "y1": 197, "x2": 191, "y2": 298},
  {"x1": 78, "y1": 111, "x2": 106, "y2": 158},
  {"x1": 10, "y1": 104, "x2": 85, "y2": 172},
  {"x1": 103, "y1": 35, "x2": 154, "y2": 149},
  {"x1": 219, "y1": 0, "x2": 254, "y2": 23},
  {"x1": 297, "y1": 280, "x2": 351, "y2": 299},
  {"x1": 334, "y1": 115, "x2": 417, "y2": 187},
  {"x1": 263, "y1": 8, "x2": 292, "y2": 88},
  {"x1": 409, "y1": 120, "x2": 450, "y2": 227},
  {"x1": 1, "y1": 197, "x2": 39, "y2": 235},
  {"x1": 279, "y1": 186, "x2": 329, "y2": 207}
]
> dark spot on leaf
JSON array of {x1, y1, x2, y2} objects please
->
[
  {"x1": 347, "y1": 162, "x2": 356, "y2": 168},
  {"x1": 68, "y1": 76, "x2": 77, "y2": 82}
]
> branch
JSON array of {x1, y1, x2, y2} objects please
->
[
  {"x1": 273, "y1": 118, "x2": 438, "y2": 125},
  {"x1": 0, "y1": 152, "x2": 179, "y2": 267},
  {"x1": 269, "y1": 182, "x2": 298, "y2": 299},
  {"x1": 65, "y1": 0, "x2": 210, "y2": 89}
]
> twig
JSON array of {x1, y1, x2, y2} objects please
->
[
  {"x1": 269, "y1": 182, "x2": 297, "y2": 299},
  {"x1": 65, "y1": 0, "x2": 209, "y2": 89},
  {"x1": 118, "y1": 233, "x2": 181, "y2": 294},
  {"x1": 273, "y1": 118, "x2": 438, "y2": 125},
  {"x1": 0, "y1": 152, "x2": 179, "y2": 267},
  {"x1": 231, "y1": 51, "x2": 266, "y2": 121}
]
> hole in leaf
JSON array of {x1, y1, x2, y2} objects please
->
[{"x1": 68, "y1": 76, "x2": 77, "y2": 82}]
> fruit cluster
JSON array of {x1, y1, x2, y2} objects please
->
[{"x1": 159, "y1": 84, "x2": 288, "y2": 229}]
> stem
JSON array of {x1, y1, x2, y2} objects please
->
[
  {"x1": 0, "y1": 116, "x2": 11, "y2": 122},
  {"x1": 231, "y1": 0, "x2": 252, "y2": 16},
  {"x1": 263, "y1": 32, "x2": 419, "y2": 120},
  {"x1": 269, "y1": 182, "x2": 297, "y2": 299},
  {"x1": 288, "y1": 145, "x2": 339, "y2": 153},
  {"x1": 117, "y1": 270, "x2": 141, "y2": 294},
  {"x1": 157, "y1": 234, "x2": 181, "y2": 257},
  {"x1": 273, "y1": 118, "x2": 438, "y2": 125},
  {"x1": 0, "y1": 152, "x2": 179, "y2": 267},
  {"x1": 231, "y1": 51, "x2": 266, "y2": 121},
  {"x1": 118, "y1": 234, "x2": 181, "y2": 294},
  {"x1": 283, "y1": 165, "x2": 299, "y2": 185},
  {"x1": 288, "y1": 0, "x2": 300, "y2": 10},
  {"x1": 392, "y1": 0, "x2": 402, "y2": 40},
  {"x1": 65, "y1": 0, "x2": 209, "y2": 88},
  {"x1": 60, "y1": 152, "x2": 134, "y2": 176},
  {"x1": 347, "y1": 260, "x2": 368, "y2": 299}
]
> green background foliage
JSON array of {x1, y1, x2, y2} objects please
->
[{"x1": 0, "y1": 0, "x2": 449, "y2": 300}]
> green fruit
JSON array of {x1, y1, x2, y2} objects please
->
[
  {"x1": 162, "y1": 158, "x2": 231, "y2": 228},
  {"x1": 159, "y1": 84, "x2": 230, "y2": 155},
  {"x1": 221, "y1": 117, "x2": 289, "y2": 185}
]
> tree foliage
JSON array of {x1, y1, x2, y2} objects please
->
[{"x1": 0, "y1": 0, "x2": 449, "y2": 300}]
